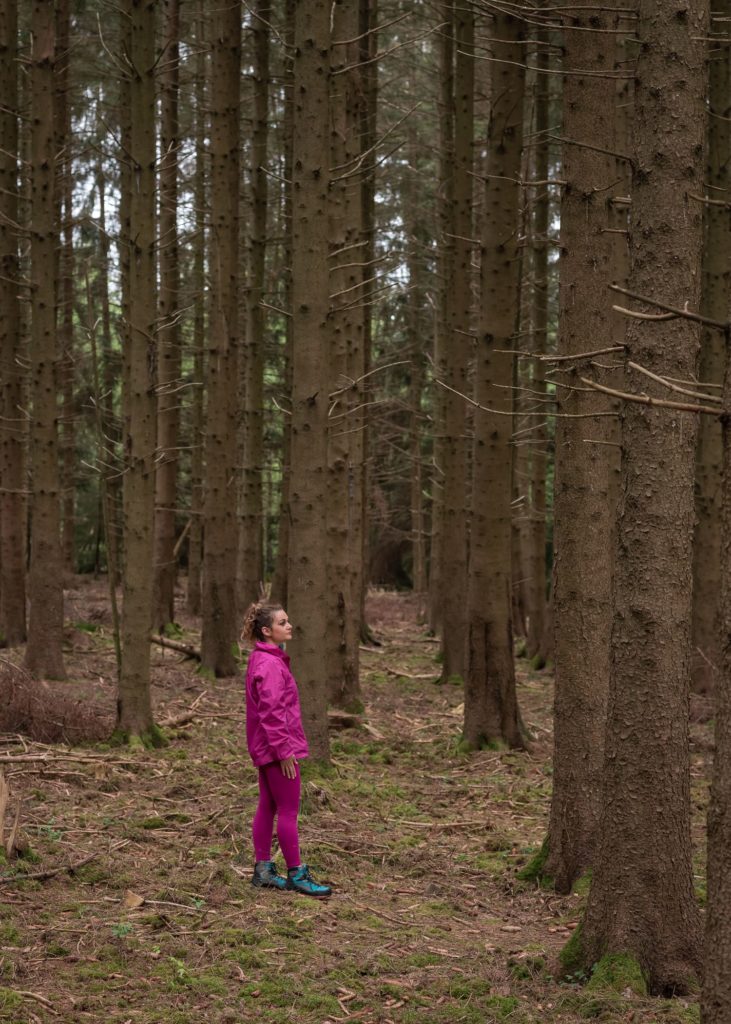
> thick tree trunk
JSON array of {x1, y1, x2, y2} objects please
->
[
  {"x1": 440, "y1": 2, "x2": 471, "y2": 683},
  {"x1": 525, "y1": 39, "x2": 549, "y2": 665},
  {"x1": 96, "y1": 153, "x2": 122, "y2": 589},
  {"x1": 270, "y1": 0, "x2": 295, "y2": 607},
  {"x1": 153, "y1": 0, "x2": 181, "y2": 632},
  {"x1": 201, "y1": 0, "x2": 241, "y2": 677},
  {"x1": 287, "y1": 0, "x2": 331, "y2": 759},
  {"x1": 429, "y1": 2, "x2": 454, "y2": 637},
  {"x1": 55, "y1": 0, "x2": 74, "y2": 577},
  {"x1": 544, "y1": 9, "x2": 617, "y2": 892},
  {"x1": 463, "y1": 13, "x2": 524, "y2": 750},
  {"x1": 579, "y1": 1, "x2": 708, "y2": 991},
  {"x1": 357, "y1": 0, "x2": 377, "y2": 641},
  {"x1": 25, "y1": 0, "x2": 66, "y2": 680},
  {"x1": 116, "y1": 0, "x2": 159, "y2": 742},
  {"x1": 0, "y1": 0, "x2": 26, "y2": 648},
  {"x1": 186, "y1": 2, "x2": 206, "y2": 618},
  {"x1": 238, "y1": 0, "x2": 269, "y2": 609},
  {"x1": 691, "y1": 10, "x2": 730, "y2": 694},
  {"x1": 703, "y1": 213, "x2": 731, "y2": 1018},
  {"x1": 327, "y1": 0, "x2": 363, "y2": 710}
]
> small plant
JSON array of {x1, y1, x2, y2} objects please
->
[{"x1": 111, "y1": 922, "x2": 133, "y2": 939}]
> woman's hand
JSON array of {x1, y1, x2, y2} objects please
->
[{"x1": 280, "y1": 756, "x2": 298, "y2": 779}]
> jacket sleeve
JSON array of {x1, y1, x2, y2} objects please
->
[{"x1": 253, "y1": 661, "x2": 296, "y2": 761}]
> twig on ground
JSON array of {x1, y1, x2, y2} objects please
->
[{"x1": 0, "y1": 851, "x2": 98, "y2": 885}]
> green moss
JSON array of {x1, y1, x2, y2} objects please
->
[
  {"x1": 517, "y1": 834, "x2": 553, "y2": 886},
  {"x1": 457, "y1": 734, "x2": 508, "y2": 754},
  {"x1": 44, "y1": 941, "x2": 69, "y2": 958},
  {"x1": 509, "y1": 954, "x2": 547, "y2": 981},
  {"x1": 530, "y1": 653, "x2": 547, "y2": 671},
  {"x1": 0, "y1": 922, "x2": 20, "y2": 945},
  {"x1": 559, "y1": 922, "x2": 585, "y2": 976},
  {"x1": 572, "y1": 869, "x2": 592, "y2": 897},
  {"x1": 586, "y1": 953, "x2": 647, "y2": 997},
  {"x1": 0, "y1": 987, "x2": 23, "y2": 1013},
  {"x1": 110, "y1": 723, "x2": 167, "y2": 749}
]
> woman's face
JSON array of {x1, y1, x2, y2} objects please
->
[{"x1": 262, "y1": 609, "x2": 293, "y2": 645}]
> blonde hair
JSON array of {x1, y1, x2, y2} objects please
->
[{"x1": 241, "y1": 602, "x2": 283, "y2": 646}]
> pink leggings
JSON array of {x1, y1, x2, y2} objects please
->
[{"x1": 252, "y1": 761, "x2": 301, "y2": 869}]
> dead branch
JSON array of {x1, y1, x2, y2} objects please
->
[
  {"x1": 608, "y1": 283, "x2": 730, "y2": 333},
  {"x1": 0, "y1": 851, "x2": 98, "y2": 885},
  {"x1": 151, "y1": 634, "x2": 202, "y2": 660},
  {"x1": 579, "y1": 376, "x2": 720, "y2": 416},
  {"x1": 628, "y1": 361, "x2": 722, "y2": 404},
  {"x1": 435, "y1": 377, "x2": 618, "y2": 419}
]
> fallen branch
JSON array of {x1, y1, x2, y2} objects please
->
[
  {"x1": 11, "y1": 990, "x2": 58, "y2": 1016},
  {"x1": 382, "y1": 666, "x2": 440, "y2": 681},
  {"x1": 151, "y1": 634, "x2": 202, "y2": 660},
  {"x1": 0, "y1": 851, "x2": 98, "y2": 885}
]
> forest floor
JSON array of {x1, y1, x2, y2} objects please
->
[{"x1": 0, "y1": 581, "x2": 712, "y2": 1024}]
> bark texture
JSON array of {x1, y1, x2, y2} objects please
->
[
  {"x1": 117, "y1": 0, "x2": 158, "y2": 738},
  {"x1": 525, "y1": 38, "x2": 549, "y2": 664},
  {"x1": 186, "y1": 2, "x2": 206, "y2": 617},
  {"x1": 153, "y1": 0, "x2": 181, "y2": 632},
  {"x1": 327, "y1": 0, "x2": 363, "y2": 710},
  {"x1": 580, "y1": 1, "x2": 708, "y2": 991},
  {"x1": 703, "y1": 307, "x2": 731, "y2": 1019},
  {"x1": 463, "y1": 13, "x2": 524, "y2": 750},
  {"x1": 201, "y1": 0, "x2": 241, "y2": 677},
  {"x1": 238, "y1": 0, "x2": 269, "y2": 609},
  {"x1": 545, "y1": 9, "x2": 617, "y2": 892},
  {"x1": 269, "y1": 0, "x2": 295, "y2": 607},
  {"x1": 287, "y1": 0, "x2": 331, "y2": 759},
  {"x1": 25, "y1": 0, "x2": 66, "y2": 680},
  {"x1": 0, "y1": 0, "x2": 26, "y2": 647},
  {"x1": 691, "y1": 9, "x2": 730, "y2": 694},
  {"x1": 440, "y1": 2, "x2": 471, "y2": 682}
]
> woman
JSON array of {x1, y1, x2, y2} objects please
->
[{"x1": 242, "y1": 601, "x2": 332, "y2": 899}]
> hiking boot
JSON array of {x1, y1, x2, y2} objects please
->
[
  {"x1": 251, "y1": 860, "x2": 287, "y2": 890},
  {"x1": 286, "y1": 864, "x2": 332, "y2": 899}
]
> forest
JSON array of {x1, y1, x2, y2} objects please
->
[{"x1": 0, "y1": 0, "x2": 730, "y2": 1021}]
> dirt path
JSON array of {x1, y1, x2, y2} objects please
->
[{"x1": 0, "y1": 587, "x2": 704, "y2": 1023}]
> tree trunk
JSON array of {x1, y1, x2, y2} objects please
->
[
  {"x1": 201, "y1": 0, "x2": 241, "y2": 677},
  {"x1": 428, "y1": 1, "x2": 454, "y2": 638},
  {"x1": 357, "y1": 0, "x2": 377, "y2": 641},
  {"x1": 96, "y1": 152, "x2": 122, "y2": 589},
  {"x1": 525, "y1": 36, "x2": 549, "y2": 665},
  {"x1": 25, "y1": 0, "x2": 66, "y2": 680},
  {"x1": 287, "y1": 0, "x2": 331, "y2": 760},
  {"x1": 703, "y1": 85, "x2": 731, "y2": 1002},
  {"x1": 544, "y1": 9, "x2": 617, "y2": 892},
  {"x1": 463, "y1": 12, "x2": 524, "y2": 750},
  {"x1": 153, "y1": 0, "x2": 181, "y2": 632},
  {"x1": 270, "y1": 0, "x2": 295, "y2": 607},
  {"x1": 55, "y1": 0, "x2": 74, "y2": 577},
  {"x1": 440, "y1": 1, "x2": 471, "y2": 683},
  {"x1": 691, "y1": 6, "x2": 730, "y2": 695},
  {"x1": 327, "y1": 0, "x2": 363, "y2": 710},
  {"x1": 238, "y1": 0, "x2": 269, "y2": 609},
  {"x1": 116, "y1": 0, "x2": 160, "y2": 743},
  {"x1": 578, "y1": 1, "x2": 708, "y2": 991},
  {"x1": 186, "y1": 0, "x2": 206, "y2": 618},
  {"x1": 0, "y1": 0, "x2": 26, "y2": 648}
]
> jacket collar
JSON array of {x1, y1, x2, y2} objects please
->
[{"x1": 254, "y1": 641, "x2": 290, "y2": 663}]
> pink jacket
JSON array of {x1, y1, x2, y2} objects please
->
[{"x1": 245, "y1": 641, "x2": 310, "y2": 767}]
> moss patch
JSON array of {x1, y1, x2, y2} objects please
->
[
  {"x1": 587, "y1": 952, "x2": 647, "y2": 997},
  {"x1": 517, "y1": 834, "x2": 552, "y2": 887},
  {"x1": 559, "y1": 922, "x2": 585, "y2": 977}
]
